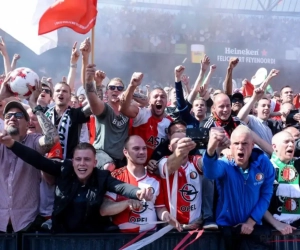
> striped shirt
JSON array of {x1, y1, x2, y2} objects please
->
[
  {"x1": 0, "y1": 134, "x2": 43, "y2": 232},
  {"x1": 202, "y1": 116, "x2": 245, "y2": 132}
]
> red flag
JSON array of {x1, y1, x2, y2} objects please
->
[{"x1": 38, "y1": 0, "x2": 97, "y2": 35}]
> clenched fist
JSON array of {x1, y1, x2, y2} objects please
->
[
  {"x1": 130, "y1": 72, "x2": 143, "y2": 87},
  {"x1": 201, "y1": 55, "x2": 210, "y2": 72},
  {"x1": 94, "y1": 70, "x2": 106, "y2": 84},
  {"x1": 175, "y1": 65, "x2": 185, "y2": 82},
  {"x1": 229, "y1": 57, "x2": 239, "y2": 69},
  {"x1": 174, "y1": 137, "x2": 196, "y2": 158},
  {"x1": 207, "y1": 127, "x2": 228, "y2": 156}
]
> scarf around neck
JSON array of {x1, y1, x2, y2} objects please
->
[
  {"x1": 212, "y1": 112, "x2": 237, "y2": 138},
  {"x1": 271, "y1": 153, "x2": 300, "y2": 224},
  {"x1": 46, "y1": 106, "x2": 71, "y2": 159}
]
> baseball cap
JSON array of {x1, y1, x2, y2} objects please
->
[
  {"x1": 231, "y1": 92, "x2": 244, "y2": 103},
  {"x1": 3, "y1": 101, "x2": 29, "y2": 121}
]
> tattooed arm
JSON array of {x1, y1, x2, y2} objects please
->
[
  {"x1": 36, "y1": 111, "x2": 60, "y2": 153},
  {"x1": 132, "y1": 92, "x2": 149, "y2": 108}
]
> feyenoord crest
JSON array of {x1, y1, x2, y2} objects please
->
[
  {"x1": 255, "y1": 173, "x2": 264, "y2": 181},
  {"x1": 281, "y1": 166, "x2": 298, "y2": 182},
  {"x1": 190, "y1": 171, "x2": 198, "y2": 179},
  {"x1": 284, "y1": 198, "x2": 299, "y2": 212}
]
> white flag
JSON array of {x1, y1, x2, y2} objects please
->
[{"x1": 0, "y1": 0, "x2": 57, "y2": 55}]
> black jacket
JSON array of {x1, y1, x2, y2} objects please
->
[{"x1": 10, "y1": 141, "x2": 140, "y2": 233}]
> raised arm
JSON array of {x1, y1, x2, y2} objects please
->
[
  {"x1": 10, "y1": 54, "x2": 20, "y2": 71},
  {"x1": 238, "y1": 88, "x2": 264, "y2": 123},
  {"x1": 132, "y1": 91, "x2": 149, "y2": 108},
  {"x1": 0, "y1": 73, "x2": 16, "y2": 102},
  {"x1": 202, "y1": 64, "x2": 216, "y2": 90},
  {"x1": 181, "y1": 74, "x2": 191, "y2": 95},
  {"x1": 187, "y1": 55, "x2": 210, "y2": 104},
  {"x1": 94, "y1": 70, "x2": 107, "y2": 100},
  {"x1": 84, "y1": 64, "x2": 106, "y2": 116},
  {"x1": 260, "y1": 69, "x2": 279, "y2": 91},
  {"x1": 223, "y1": 57, "x2": 239, "y2": 95},
  {"x1": 0, "y1": 135, "x2": 62, "y2": 176},
  {"x1": 35, "y1": 110, "x2": 59, "y2": 153},
  {"x1": 252, "y1": 131, "x2": 273, "y2": 155},
  {"x1": 203, "y1": 127, "x2": 230, "y2": 179},
  {"x1": 0, "y1": 37, "x2": 12, "y2": 74},
  {"x1": 119, "y1": 72, "x2": 144, "y2": 118},
  {"x1": 67, "y1": 42, "x2": 80, "y2": 92},
  {"x1": 164, "y1": 137, "x2": 196, "y2": 175},
  {"x1": 80, "y1": 38, "x2": 91, "y2": 86}
]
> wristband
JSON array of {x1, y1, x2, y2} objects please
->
[
  {"x1": 70, "y1": 63, "x2": 77, "y2": 68},
  {"x1": 32, "y1": 105, "x2": 47, "y2": 114}
]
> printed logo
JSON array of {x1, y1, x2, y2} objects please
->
[
  {"x1": 190, "y1": 171, "x2": 198, "y2": 179},
  {"x1": 281, "y1": 166, "x2": 298, "y2": 182},
  {"x1": 179, "y1": 184, "x2": 198, "y2": 202},
  {"x1": 255, "y1": 173, "x2": 264, "y2": 181},
  {"x1": 131, "y1": 200, "x2": 149, "y2": 214},
  {"x1": 284, "y1": 198, "x2": 299, "y2": 212}
]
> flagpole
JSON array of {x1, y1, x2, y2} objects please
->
[{"x1": 91, "y1": 27, "x2": 95, "y2": 64}]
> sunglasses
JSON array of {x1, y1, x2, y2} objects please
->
[
  {"x1": 4, "y1": 112, "x2": 25, "y2": 120},
  {"x1": 42, "y1": 88, "x2": 51, "y2": 94},
  {"x1": 108, "y1": 85, "x2": 124, "y2": 91}
]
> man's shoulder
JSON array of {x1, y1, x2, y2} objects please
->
[
  {"x1": 111, "y1": 166, "x2": 128, "y2": 180},
  {"x1": 201, "y1": 116, "x2": 214, "y2": 128}
]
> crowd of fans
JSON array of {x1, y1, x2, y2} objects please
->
[
  {"x1": 1, "y1": 32, "x2": 300, "y2": 249},
  {"x1": 74, "y1": 7, "x2": 300, "y2": 49}
]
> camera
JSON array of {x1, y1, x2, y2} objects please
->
[{"x1": 186, "y1": 127, "x2": 209, "y2": 149}]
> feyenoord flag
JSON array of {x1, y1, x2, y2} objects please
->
[
  {"x1": 38, "y1": 0, "x2": 98, "y2": 35},
  {"x1": 0, "y1": 0, "x2": 58, "y2": 55}
]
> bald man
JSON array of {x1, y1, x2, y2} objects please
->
[
  {"x1": 203, "y1": 125, "x2": 275, "y2": 236},
  {"x1": 202, "y1": 93, "x2": 244, "y2": 138},
  {"x1": 263, "y1": 131, "x2": 300, "y2": 234},
  {"x1": 100, "y1": 135, "x2": 181, "y2": 233}
]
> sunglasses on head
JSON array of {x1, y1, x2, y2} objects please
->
[
  {"x1": 108, "y1": 85, "x2": 124, "y2": 91},
  {"x1": 4, "y1": 112, "x2": 25, "y2": 120},
  {"x1": 41, "y1": 88, "x2": 51, "y2": 94}
]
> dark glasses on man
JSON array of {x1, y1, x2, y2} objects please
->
[
  {"x1": 4, "y1": 112, "x2": 25, "y2": 120},
  {"x1": 108, "y1": 85, "x2": 124, "y2": 91},
  {"x1": 42, "y1": 88, "x2": 51, "y2": 94}
]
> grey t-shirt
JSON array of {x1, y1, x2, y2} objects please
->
[
  {"x1": 248, "y1": 115, "x2": 273, "y2": 145},
  {"x1": 93, "y1": 103, "x2": 129, "y2": 159}
]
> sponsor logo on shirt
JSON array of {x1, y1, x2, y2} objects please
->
[{"x1": 179, "y1": 184, "x2": 198, "y2": 202}]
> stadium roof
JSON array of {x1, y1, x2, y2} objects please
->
[{"x1": 99, "y1": 0, "x2": 300, "y2": 15}]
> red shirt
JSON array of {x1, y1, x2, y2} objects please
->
[{"x1": 105, "y1": 167, "x2": 165, "y2": 233}]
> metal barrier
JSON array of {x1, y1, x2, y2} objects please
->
[
  {"x1": 22, "y1": 231, "x2": 223, "y2": 250},
  {"x1": 0, "y1": 234, "x2": 17, "y2": 250},
  {"x1": 0, "y1": 230, "x2": 300, "y2": 249}
]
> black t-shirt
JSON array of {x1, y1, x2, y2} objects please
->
[{"x1": 53, "y1": 107, "x2": 90, "y2": 159}]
